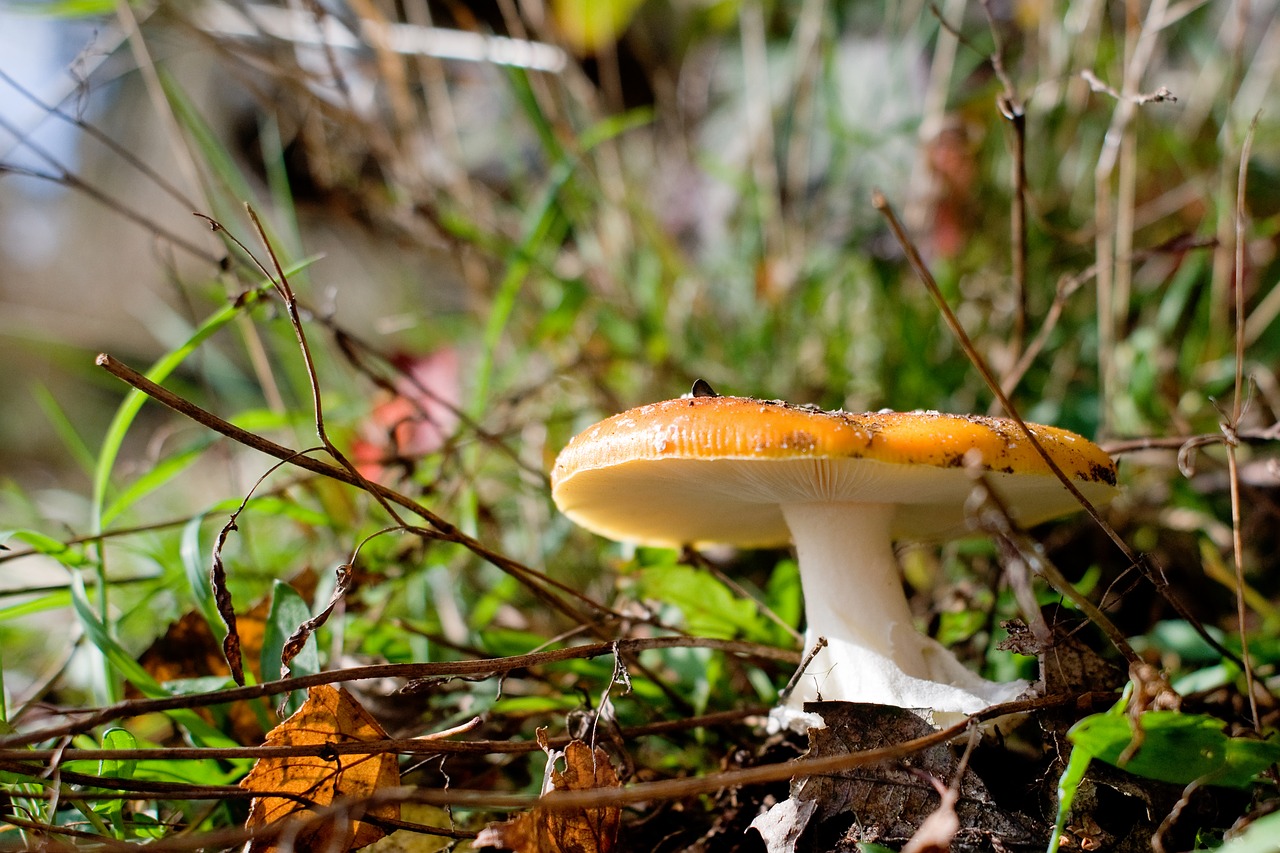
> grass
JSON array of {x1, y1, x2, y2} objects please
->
[{"x1": 1, "y1": 1, "x2": 1279, "y2": 850}]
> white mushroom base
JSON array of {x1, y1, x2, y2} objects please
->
[
  {"x1": 778, "y1": 501, "x2": 1028, "y2": 721},
  {"x1": 783, "y1": 635, "x2": 1028, "y2": 715}
]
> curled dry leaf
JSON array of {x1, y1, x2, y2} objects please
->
[
  {"x1": 474, "y1": 739, "x2": 621, "y2": 853},
  {"x1": 240, "y1": 684, "x2": 400, "y2": 852}
]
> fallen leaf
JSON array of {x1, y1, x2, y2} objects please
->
[
  {"x1": 240, "y1": 684, "x2": 400, "y2": 852},
  {"x1": 138, "y1": 608, "x2": 264, "y2": 684},
  {"x1": 751, "y1": 703, "x2": 1041, "y2": 852},
  {"x1": 474, "y1": 739, "x2": 621, "y2": 853},
  {"x1": 749, "y1": 797, "x2": 817, "y2": 853},
  {"x1": 134, "y1": 606, "x2": 269, "y2": 743},
  {"x1": 999, "y1": 606, "x2": 1125, "y2": 697},
  {"x1": 364, "y1": 804, "x2": 455, "y2": 853},
  {"x1": 134, "y1": 573, "x2": 320, "y2": 743}
]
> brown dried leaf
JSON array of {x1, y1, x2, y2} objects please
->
[
  {"x1": 474, "y1": 740, "x2": 621, "y2": 853},
  {"x1": 754, "y1": 703, "x2": 1040, "y2": 852},
  {"x1": 137, "y1": 608, "x2": 262, "y2": 684},
  {"x1": 211, "y1": 515, "x2": 247, "y2": 686},
  {"x1": 135, "y1": 605, "x2": 269, "y2": 743},
  {"x1": 240, "y1": 684, "x2": 400, "y2": 852}
]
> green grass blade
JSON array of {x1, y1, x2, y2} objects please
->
[
  {"x1": 0, "y1": 589, "x2": 74, "y2": 622},
  {"x1": 0, "y1": 529, "x2": 89, "y2": 568},
  {"x1": 91, "y1": 288, "x2": 270, "y2": 534},
  {"x1": 29, "y1": 382, "x2": 97, "y2": 476},
  {"x1": 102, "y1": 439, "x2": 213, "y2": 526},
  {"x1": 69, "y1": 571, "x2": 170, "y2": 699}
]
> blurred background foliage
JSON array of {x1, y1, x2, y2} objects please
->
[{"x1": 2, "y1": 0, "x2": 1280, "y2": 848}]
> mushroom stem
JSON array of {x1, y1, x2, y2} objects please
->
[{"x1": 780, "y1": 501, "x2": 1027, "y2": 714}]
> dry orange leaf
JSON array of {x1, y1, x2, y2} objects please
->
[
  {"x1": 474, "y1": 739, "x2": 620, "y2": 853},
  {"x1": 240, "y1": 684, "x2": 400, "y2": 852}
]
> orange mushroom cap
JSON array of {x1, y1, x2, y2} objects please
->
[{"x1": 552, "y1": 395, "x2": 1117, "y2": 548}]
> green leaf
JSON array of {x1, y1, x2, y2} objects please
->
[
  {"x1": 99, "y1": 727, "x2": 138, "y2": 780},
  {"x1": 491, "y1": 695, "x2": 578, "y2": 715},
  {"x1": 0, "y1": 589, "x2": 73, "y2": 622},
  {"x1": 262, "y1": 580, "x2": 317, "y2": 715},
  {"x1": 0, "y1": 529, "x2": 89, "y2": 567},
  {"x1": 10, "y1": 0, "x2": 114, "y2": 17},
  {"x1": 550, "y1": 0, "x2": 647, "y2": 53},
  {"x1": 764, "y1": 559, "x2": 802, "y2": 633},
  {"x1": 29, "y1": 382, "x2": 96, "y2": 476},
  {"x1": 131, "y1": 756, "x2": 247, "y2": 786},
  {"x1": 634, "y1": 564, "x2": 768, "y2": 641},
  {"x1": 1068, "y1": 711, "x2": 1280, "y2": 788},
  {"x1": 1141, "y1": 619, "x2": 1225, "y2": 664},
  {"x1": 936, "y1": 609, "x2": 985, "y2": 647},
  {"x1": 97, "y1": 709, "x2": 140, "y2": 833},
  {"x1": 1048, "y1": 725, "x2": 1095, "y2": 853}
]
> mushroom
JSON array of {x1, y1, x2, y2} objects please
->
[{"x1": 550, "y1": 390, "x2": 1118, "y2": 717}]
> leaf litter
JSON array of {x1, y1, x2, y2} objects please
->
[{"x1": 240, "y1": 684, "x2": 400, "y2": 852}]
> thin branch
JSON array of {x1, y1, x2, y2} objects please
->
[
  {"x1": 0, "y1": 635, "x2": 797, "y2": 747},
  {"x1": 874, "y1": 191, "x2": 1119, "y2": 542},
  {"x1": 0, "y1": 708, "x2": 762, "y2": 765},
  {"x1": 1092, "y1": 0, "x2": 1173, "y2": 434},
  {"x1": 1080, "y1": 69, "x2": 1177, "y2": 105},
  {"x1": 968, "y1": 469, "x2": 1139, "y2": 665},
  {"x1": 1102, "y1": 425, "x2": 1280, "y2": 455},
  {"x1": 0, "y1": 159, "x2": 218, "y2": 264},
  {"x1": 998, "y1": 272, "x2": 1082, "y2": 399},
  {"x1": 0, "y1": 67, "x2": 199, "y2": 211}
]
